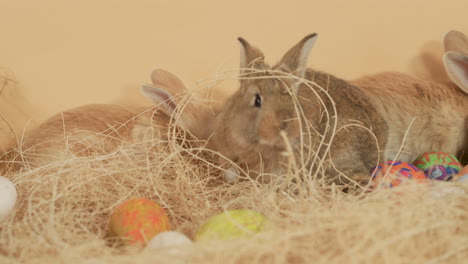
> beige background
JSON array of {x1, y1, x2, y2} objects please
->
[{"x1": 0, "y1": 0, "x2": 467, "y2": 147}]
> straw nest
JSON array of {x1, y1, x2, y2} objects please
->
[{"x1": 1, "y1": 72, "x2": 468, "y2": 264}]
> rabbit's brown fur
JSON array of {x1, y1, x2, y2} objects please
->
[
  {"x1": 0, "y1": 69, "x2": 215, "y2": 174},
  {"x1": 353, "y1": 72, "x2": 467, "y2": 163},
  {"x1": 209, "y1": 34, "x2": 387, "y2": 185},
  {"x1": 352, "y1": 30, "x2": 468, "y2": 164},
  {"x1": 0, "y1": 104, "x2": 138, "y2": 174}
]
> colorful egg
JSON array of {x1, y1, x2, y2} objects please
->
[
  {"x1": 413, "y1": 152, "x2": 462, "y2": 181},
  {"x1": 108, "y1": 198, "x2": 170, "y2": 245},
  {"x1": 195, "y1": 209, "x2": 269, "y2": 241},
  {"x1": 370, "y1": 160, "x2": 428, "y2": 188}
]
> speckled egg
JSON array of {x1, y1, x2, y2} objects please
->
[{"x1": 108, "y1": 198, "x2": 170, "y2": 245}]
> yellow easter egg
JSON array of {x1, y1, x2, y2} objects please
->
[
  {"x1": 108, "y1": 198, "x2": 170, "y2": 245},
  {"x1": 195, "y1": 209, "x2": 268, "y2": 241}
]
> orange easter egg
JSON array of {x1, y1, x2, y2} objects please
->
[
  {"x1": 108, "y1": 198, "x2": 170, "y2": 245},
  {"x1": 370, "y1": 160, "x2": 428, "y2": 188}
]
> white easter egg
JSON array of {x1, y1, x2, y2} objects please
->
[
  {"x1": 457, "y1": 174, "x2": 468, "y2": 183},
  {"x1": 0, "y1": 176, "x2": 17, "y2": 218},
  {"x1": 146, "y1": 231, "x2": 192, "y2": 254}
]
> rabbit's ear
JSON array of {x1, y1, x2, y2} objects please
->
[
  {"x1": 443, "y1": 51, "x2": 468, "y2": 93},
  {"x1": 238, "y1": 37, "x2": 265, "y2": 74},
  {"x1": 277, "y1": 33, "x2": 318, "y2": 78},
  {"x1": 151, "y1": 68, "x2": 187, "y2": 93},
  {"x1": 140, "y1": 84, "x2": 178, "y2": 112},
  {"x1": 443, "y1": 30, "x2": 468, "y2": 54}
]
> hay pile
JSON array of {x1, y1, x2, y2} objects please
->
[
  {"x1": 1, "y1": 127, "x2": 468, "y2": 264},
  {"x1": 1, "y1": 71, "x2": 468, "y2": 264}
]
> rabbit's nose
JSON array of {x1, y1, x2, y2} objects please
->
[
  {"x1": 277, "y1": 110, "x2": 290, "y2": 130},
  {"x1": 279, "y1": 120, "x2": 288, "y2": 130}
]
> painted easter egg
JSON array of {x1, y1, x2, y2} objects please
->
[
  {"x1": 108, "y1": 198, "x2": 170, "y2": 245},
  {"x1": 195, "y1": 209, "x2": 269, "y2": 241},
  {"x1": 370, "y1": 160, "x2": 428, "y2": 188},
  {"x1": 413, "y1": 152, "x2": 462, "y2": 181}
]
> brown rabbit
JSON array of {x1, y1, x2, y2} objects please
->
[
  {"x1": 208, "y1": 33, "x2": 388, "y2": 185},
  {"x1": 352, "y1": 30, "x2": 468, "y2": 164},
  {"x1": 0, "y1": 69, "x2": 215, "y2": 174}
]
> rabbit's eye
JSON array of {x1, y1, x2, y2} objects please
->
[{"x1": 254, "y1": 93, "x2": 262, "y2": 108}]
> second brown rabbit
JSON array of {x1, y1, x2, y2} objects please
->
[{"x1": 0, "y1": 69, "x2": 216, "y2": 174}]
